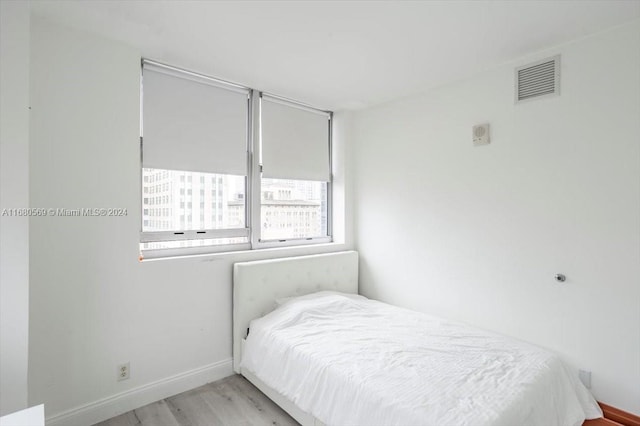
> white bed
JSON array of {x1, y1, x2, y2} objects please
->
[{"x1": 232, "y1": 251, "x2": 601, "y2": 426}]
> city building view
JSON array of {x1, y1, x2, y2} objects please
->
[
  {"x1": 142, "y1": 169, "x2": 327, "y2": 246},
  {"x1": 259, "y1": 178, "x2": 327, "y2": 241},
  {"x1": 142, "y1": 169, "x2": 245, "y2": 232}
]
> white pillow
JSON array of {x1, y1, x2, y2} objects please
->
[{"x1": 275, "y1": 290, "x2": 366, "y2": 307}]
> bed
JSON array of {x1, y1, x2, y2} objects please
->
[{"x1": 233, "y1": 251, "x2": 602, "y2": 426}]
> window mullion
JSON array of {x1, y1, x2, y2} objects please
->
[
  {"x1": 327, "y1": 112, "x2": 333, "y2": 238},
  {"x1": 249, "y1": 90, "x2": 262, "y2": 247}
]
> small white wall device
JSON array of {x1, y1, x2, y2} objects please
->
[{"x1": 473, "y1": 123, "x2": 490, "y2": 146}]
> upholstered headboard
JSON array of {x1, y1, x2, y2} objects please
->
[{"x1": 232, "y1": 251, "x2": 359, "y2": 373}]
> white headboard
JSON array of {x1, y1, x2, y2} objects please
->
[{"x1": 233, "y1": 251, "x2": 358, "y2": 373}]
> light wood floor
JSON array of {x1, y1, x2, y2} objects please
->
[{"x1": 94, "y1": 375, "x2": 300, "y2": 426}]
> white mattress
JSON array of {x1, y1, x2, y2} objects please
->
[{"x1": 241, "y1": 292, "x2": 602, "y2": 426}]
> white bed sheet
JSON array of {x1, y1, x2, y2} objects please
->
[{"x1": 241, "y1": 293, "x2": 602, "y2": 426}]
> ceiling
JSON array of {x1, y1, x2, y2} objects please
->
[{"x1": 30, "y1": 1, "x2": 640, "y2": 111}]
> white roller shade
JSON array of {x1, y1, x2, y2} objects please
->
[
  {"x1": 142, "y1": 63, "x2": 249, "y2": 176},
  {"x1": 261, "y1": 96, "x2": 330, "y2": 181}
]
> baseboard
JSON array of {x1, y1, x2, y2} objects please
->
[{"x1": 46, "y1": 358, "x2": 233, "y2": 426}]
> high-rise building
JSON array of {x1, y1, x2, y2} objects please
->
[
  {"x1": 143, "y1": 171, "x2": 326, "y2": 242},
  {"x1": 142, "y1": 169, "x2": 243, "y2": 232}
]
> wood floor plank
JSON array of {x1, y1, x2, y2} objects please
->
[
  {"x1": 209, "y1": 375, "x2": 298, "y2": 426},
  {"x1": 198, "y1": 380, "x2": 253, "y2": 426},
  {"x1": 94, "y1": 410, "x2": 141, "y2": 426},
  {"x1": 166, "y1": 389, "x2": 225, "y2": 426},
  {"x1": 135, "y1": 400, "x2": 180, "y2": 426},
  {"x1": 94, "y1": 375, "x2": 298, "y2": 426}
]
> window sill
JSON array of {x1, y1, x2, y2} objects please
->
[{"x1": 138, "y1": 241, "x2": 350, "y2": 263}]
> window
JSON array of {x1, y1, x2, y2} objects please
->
[
  {"x1": 258, "y1": 95, "x2": 331, "y2": 244},
  {"x1": 140, "y1": 61, "x2": 249, "y2": 256},
  {"x1": 140, "y1": 60, "x2": 332, "y2": 259}
]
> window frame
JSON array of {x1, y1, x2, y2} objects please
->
[
  {"x1": 250, "y1": 92, "x2": 333, "y2": 250},
  {"x1": 139, "y1": 60, "x2": 332, "y2": 259}
]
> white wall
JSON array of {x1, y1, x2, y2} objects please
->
[
  {"x1": 353, "y1": 21, "x2": 640, "y2": 414},
  {"x1": 28, "y1": 17, "x2": 352, "y2": 425},
  {"x1": 0, "y1": 0, "x2": 31, "y2": 416}
]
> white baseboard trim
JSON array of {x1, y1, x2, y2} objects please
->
[{"x1": 46, "y1": 358, "x2": 233, "y2": 426}]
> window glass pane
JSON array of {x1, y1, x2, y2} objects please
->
[
  {"x1": 260, "y1": 178, "x2": 327, "y2": 240},
  {"x1": 142, "y1": 168, "x2": 245, "y2": 232}
]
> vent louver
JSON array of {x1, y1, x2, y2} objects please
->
[{"x1": 515, "y1": 55, "x2": 560, "y2": 103}]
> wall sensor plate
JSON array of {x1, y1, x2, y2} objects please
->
[{"x1": 473, "y1": 123, "x2": 490, "y2": 146}]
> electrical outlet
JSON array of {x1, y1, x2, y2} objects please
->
[{"x1": 117, "y1": 362, "x2": 130, "y2": 381}]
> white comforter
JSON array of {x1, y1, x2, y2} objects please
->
[{"x1": 241, "y1": 292, "x2": 601, "y2": 426}]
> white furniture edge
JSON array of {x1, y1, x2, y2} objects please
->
[
  {"x1": 45, "y1": 358, "x2": 232, "y2": 426},
  {"x1": 0, "y1": 404, "x2": 45, "y2": 426},
  {"x1": 232, "y1": 251, "x2": 359, "y2": 425}
]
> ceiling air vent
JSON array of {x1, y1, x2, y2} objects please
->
[{"x1": 515, "y1": 55, "x2": 560, "y2": 104}]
